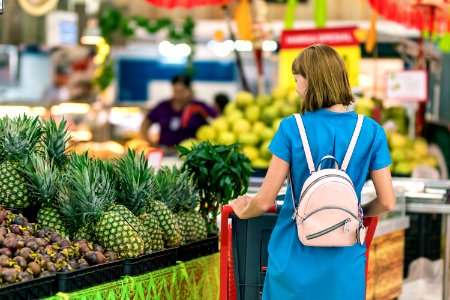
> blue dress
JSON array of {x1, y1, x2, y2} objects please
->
[{"x1": 263, "y1": 109, "x2": 392, "y2": 300}]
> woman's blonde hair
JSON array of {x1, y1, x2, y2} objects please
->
[{"x1": 292, "y1": 44, "x2": 354, "y2": 113}]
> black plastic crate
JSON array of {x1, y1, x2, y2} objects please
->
[
  {"x1": 123, "y1": 248, "x2": 177, "y2": 276},
  {"x1": 0, "y1": 274, "x2": 56, "y2": 300},
  {"x1": 178, "y1": 234, "x2": 219, "y2": 262},
  {"x1": 404, "y1": 212, "x2": 442, "y2": 276},
  {"x1": 56, "y1": 260, "x2": 124, "y2": 293}
]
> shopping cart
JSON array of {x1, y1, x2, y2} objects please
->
[{"x1": 220, "y1": 203, "x2": 379, "y2": 300}]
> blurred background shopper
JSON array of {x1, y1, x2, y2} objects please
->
[{"x1": 140, "y1": 74, "x2": 218, "y2": 148}]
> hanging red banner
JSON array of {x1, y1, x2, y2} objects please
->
[{"x1": 145, "y1": 0, "x2": 230, "y2": 9}]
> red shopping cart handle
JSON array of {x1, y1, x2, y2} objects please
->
[{"x1": 220, "y1": 204, "x2": 276, "y2": 300}]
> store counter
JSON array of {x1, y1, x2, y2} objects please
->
[{"x1": 396, "y1": 178, "x2": 450, "y2": 300}]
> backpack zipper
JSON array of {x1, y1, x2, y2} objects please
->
[
  {"x1": 306, "y1": 218, "x2": 351, "y2": 240},
  {"x1": 302, "y1": 206, "x2": 358, "y2": 221},
  {"x1": 299, "y1": 174, "x2": 354, "y2": 201}
]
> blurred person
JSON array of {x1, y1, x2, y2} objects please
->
[
  {"x1": 213, "y1": 92, "x2": 230, "y2": 114},
  {"x1": 230, "y1": 44, "x2": 396, "y2": 300},
  {"x1": 140, "y1": 74, "x2": 218, "y2": 147}
]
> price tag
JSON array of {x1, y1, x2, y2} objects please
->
[{"x1": 146, "y1": 149, "x2": 164, "y2": 170}]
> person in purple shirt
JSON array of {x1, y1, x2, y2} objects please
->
[{"x1": 140, "y1": 74, "x2": 218, "y2": 147}]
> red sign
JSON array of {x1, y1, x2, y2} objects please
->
[{"x1": 280, "y1": 27, "x2": 358, "y2": 49}]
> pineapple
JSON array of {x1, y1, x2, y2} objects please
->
[
  {"x1": 148, "y1": 168, "x2": 183, "y2": 248},
  {"x1": 21, "y1": 153, "x2": 68, "y2": 237},
  {"x1": 22, "y1": 118, "x2": 72, "y2": 236},
  {"x1": 0, "y1": 115, "x2": 43, "y2": 208},
  {"x1": 158, "y1": 167, "x2": 207, "y2": 244},
  {"x1": 60, "y1": 152, "x2": 145, "y2": 258},
  {"x1": 114, "y1": 150, "x2": 164, "y2": 252},
  {"x1": 41, "y1": 118, "x2": 71, "y2": 169}
]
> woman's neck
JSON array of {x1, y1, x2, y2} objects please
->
[{"x1": 324, "y1": 104, "x2": 347, "y2": 112}]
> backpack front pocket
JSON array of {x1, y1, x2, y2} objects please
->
[
  {"x1": 296, "y1": 207, "x2": 359, "y2": 247},
  {"x1": 306, "y1": 218, "x2": 351, "y2": 240}
]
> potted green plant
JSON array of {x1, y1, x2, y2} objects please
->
[{"x1": 177, "y1": 141, "x2": 253, "y2": 233}]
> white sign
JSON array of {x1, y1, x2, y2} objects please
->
[
  {"x1": 46, "y1": 11, "x2": 78, "y2": 47},
  {"x1": 386, "y1": 70, "x2": 428, "y2": 102}
]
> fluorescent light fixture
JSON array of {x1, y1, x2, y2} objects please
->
[
  {"x1": 207, "y1": 40, "x2": 234, "y2": 57},
  {"x1": 51, "y1": 103, "x2": 91, "y2": 115},
  {"x1": 158, "y1": 41, "x2": 191, "y2": 58},
  {"x1": 262, "y1": 40, "x2": 278, "y2": 52},
  {"x1": 235, "y1": 40, "x2": 253, "y2": 52}
]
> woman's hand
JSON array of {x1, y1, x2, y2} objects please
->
[{"x1": 230, "y1": 195, "x2": 252, "y2": 219}]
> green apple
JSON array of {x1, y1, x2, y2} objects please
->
[
  {"x1": 259, "y1": 126, "x2": 275, "y2": 142},
  {"x1": 242, "y1": 145, "x2": 260, "y2": 162},
  {"x1": 259, "y1": 140, "x2": 272, "y2": 160},
  {"x1": 211, "y1": 117, "x2": 229, "y2": 132},
  {"x1": 271, "y1": 86, "x2": 287, "y2": 100},
  {"x1": 238, "y1": 132, "x2": 260, "y2": 146},
  {"x1": 281, "y1": 105, "x2": 297, "y2": 117},
  {"x1": 232, "y1": 119, "x2": 251, "y2": 135},
  {"x1": 226, "y1": 110, "x2": 244, "y2": 124},
  {"x1": 178, "y1": 138, "x2": 198, "y2": 150},
  {"x1": 224, "y1": 102, "x2": 238, "y2": 116},
  {"x1": 217, "y1": 131, "x2": 237, "y2": 145},
  {"x1": 245, "y1": 105, "x2": 261, "y2": 123},
  {"x1": 196, "y1": 125, "x2": 216, "y2": 141},
  {"x1": 256, "y1": 94, "x2": 272, "y2": 106},
  {"x1": 252, "y1": 158, "x2": 270, "y2": 169},
  {"x1": 272, "y1": 118, "x2": 283, "y2": 131},
  {"x1": 235, "y1": 91, "x2": 254, "y2": 109},
  {"x1": 261, "y1": 107, "x2": 278, "y2": 126},
  {"x1": 252, "y1": 121, "x2": 266, "y2": 133},
  {"x1": 394, "y1": 161, "x2": 413, "y2": 175}
]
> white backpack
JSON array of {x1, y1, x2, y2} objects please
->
[{"x1": 290, "y1": 114, "x2": 366, "y2": 247}]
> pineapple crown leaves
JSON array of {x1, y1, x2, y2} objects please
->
[
  {"x1": 156, "y1": 167, "x2": 200, "y2": 212},
  {"x1": 59, "y1": 152, "x2": 117, "y2": 233},
  {"x1": 113, "y1": 149, "x2": 155, "y2": 216},
  {"x1": 177, "y1": 141, "x2": 253, "y2": 204},
  {"x1": 40, "y1": 118, "x2": 72, "y2": 168},
  {"x1": 154, "y1": 166, "x2": 180, "y2": 206},
  {"x1": 154, "y1": 166, "x2": 200, "y2": 213},
  {"x1": 18, "y1": 153, "x2": 60, "y2": 208},
  {"x1": 0, "y1": 114, "x2": 43, "y2": 163}
]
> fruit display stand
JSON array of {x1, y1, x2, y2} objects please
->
[{"x1": 42, "y1": 253, "x2": 220, "y2": 300}]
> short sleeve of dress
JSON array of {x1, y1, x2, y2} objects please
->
[
  {"x1": 268, "y1": 119, "x2": 291, "y2": 164},
  {"x1": 369, "y1": 126, "x2": 392, "y2": 171}
]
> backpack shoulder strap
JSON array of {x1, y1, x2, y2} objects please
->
[
  {"x1": 341, "y1": 114, "x2": 364, "y2": 172},
  {"x1": 293, "y1": 114, "x2": 316, "y2": 174}
]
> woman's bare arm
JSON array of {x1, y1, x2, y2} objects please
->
[{"x1": 362, "y1": 167, "x2": 396, "y2": 216}]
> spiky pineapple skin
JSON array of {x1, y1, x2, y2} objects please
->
[
  {"x1": 37, "y1": 207, "x2": 68, "y2": 237},
  {"x1": 0, "y1": 161, "x2": 30, "y2": 208},
  {"x1": 96, "y1": 205, "x2": 145, "y2": 258},
  {"x1": 147, "y1": 200, "x2": 182, "y2": 248},
  {"x1": 73, "y1": 226, "x2": 96, "y2": 243},
  {"x1": 110, "y1": 205, "x2": 153, "y2": 253},
  {"x1": 140, "y1": 213, "x2": 164, "y2": 251},
  {"x1": 177, "y1": 211, "x2": 207, "y2": 244}
]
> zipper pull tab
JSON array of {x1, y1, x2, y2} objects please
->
[{"x1": 344, "y1": 219, "x2": 351, "y2": 233}]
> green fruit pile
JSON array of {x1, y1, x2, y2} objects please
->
[
  {"x1": 191, "y1": 87, "x2": 302, "y2": 169},
  {"x1": 386, "y1": 132, "x2": 438, "y2": 175}
]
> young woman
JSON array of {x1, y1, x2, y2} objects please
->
[{"x1": 230, "y1": 44, "x2": 396, "y2": 300}]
